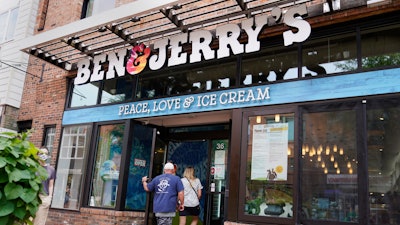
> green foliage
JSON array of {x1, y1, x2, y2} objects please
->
[
  {"x1": 335, "y1": 53, "x2": 400, "y2": 71},
  {"x1": 0, "y1": 131, "x2": 48, "y2": 225}
]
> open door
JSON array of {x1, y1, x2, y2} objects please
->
[
  {"x1": 123, "y1": 122, "x2": 157, "y2": 214},
  {"x1": 142, "y1": 123, "x2": 230, "y2": 225},
  {"x1": 165, "y1": 139, "x2": 229, "y2": 225},
  {"x1": 168, "y1": 140, "x2": 209, "y2": 225}
]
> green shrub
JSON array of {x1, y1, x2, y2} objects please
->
[{"x1": 0, "y1": 131, "x2": 48, "y2": 225}]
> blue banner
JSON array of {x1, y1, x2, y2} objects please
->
[{"x1": 62, "y1": 68, "x2": 400, "y2": 125}]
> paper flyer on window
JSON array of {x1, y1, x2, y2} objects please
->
[{"x1": 251, "y1": 123, "x2": 288, "y2": 181}]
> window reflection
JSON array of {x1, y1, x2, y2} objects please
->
[
  {"x1": 367, "y1": 98, "x2": 400, "y2": 225},
  {"x1": 361, "y1": 25, "x2": 400, "y2": 69},
  {"x1": 137, "y1": 61, "x2": 236, "y2": 99},
  {"x1": 89, "y1": 124, "x2": 124, "y2": 208},
  {"x1": 241, "y1": 46, "x2": 298, "y2": 85},
  {"x1": 302, "y1": 34, "x2": 357, "y2": 76},
  {"x1": 245, "y1": 114, "x2": 294, "y2": 218},
  {"x1": 101, "y1": 77, "x2": 134, "y2": 104},
  {"x1": 70, "y1": 82, "x2": 99, "y2": 107},
  {"x1": 52, "y1": 125, "x2": 91, "y2": 210},
  {"x1": 301, "y1": 105, "x2": 358, "y2": 222}
]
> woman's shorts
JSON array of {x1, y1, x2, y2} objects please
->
[{"x1": 179, "y1": 205, "x2": 200, "y2": 216}]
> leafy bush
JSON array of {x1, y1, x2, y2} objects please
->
[{"x1": 0, "y1": 131, "x2": 48, "y2": 225}]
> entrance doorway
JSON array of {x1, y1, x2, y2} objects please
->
[{"x1": 148, "y1": 123, "x2": 230, "y2": 225}]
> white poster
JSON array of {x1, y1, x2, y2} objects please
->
[
  {"x1": 214, "y1": 150, "x2": 225, "y2": 165},
  {"x1": 251, "y1": 123, "x2": 288, "y2": 181}
]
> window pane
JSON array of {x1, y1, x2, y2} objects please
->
[
  {"x1": 0, "y1": 11, "x2": 8, "y2": 42},
  {"x1": 302, "y1": 34, "x2": 357, "y2": 76},
  {"x1": 245, "y1": 114, "x2": 294, "y2": 218},
  {"x1": 367, "y1": 98, "x2": 400, "y2": 225},
  {"x1": 101, "y1": 76, "x2": 134, "y2": 104},
  {"x1": 301, "y1": 105, "x2": 358, "y2": 222},
  {"x1": 89, "y1": 124, "x2": 124, "y2": 208},
  {"x1": 70, "y1": 82, "x2": 99, "y2": 107},
  {"x1": 85, "y1": 0, "x2": 115, "y2": 17},
  {"x1": 361, "y1": 25, "x2": 400, "y2": 69},
  {"x1": 52, "y1": 125, "x2": 92, "y2": 210},
  {"x1": 241, "y1": 46, "x2": 298, "y2": 85},
  {"x1": 43, "y1": 126, "x2": 56, "y2": 162},
  {"x1": 125, "y1": 124, "x2": 154, "y2": 210},
  {"x1": 5, "y1": 7, "x2": 18, "y2": 40},
  {"x1": 137, "y1": 60, "x2": 236, "y2": 99}
]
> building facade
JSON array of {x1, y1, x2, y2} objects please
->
[
  {"x1": 0, "y1": 0, "x2": 40, "y2": 133},
  {"x1": 17, "y1": 0, "x2": 400, "y2": 225}
]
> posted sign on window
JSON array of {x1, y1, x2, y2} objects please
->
[{"x1": 251, "y1": 123, "x2": 288, "y2": 181}]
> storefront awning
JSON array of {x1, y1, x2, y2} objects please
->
[{"x1": 18, "y1": 0, "x2": 316, "y2": 72}]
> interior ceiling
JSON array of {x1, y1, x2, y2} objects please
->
[{"x1": 23, "y1": 0, "x2": 319, "y2": 71}]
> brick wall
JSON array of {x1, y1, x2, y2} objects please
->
[
  {"x1": 18, "y1": 56, "x2": 67, "y2": 158},
  {"x1": 37, "y1": 0, "x2": 83, "y2": 31},
  {"x1": 47, "y1": 208, "x2": 146, "y2": 225}
]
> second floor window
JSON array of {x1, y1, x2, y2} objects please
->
[
  {"x1": 83, "y1": 0, "x2": 115, "y2": 18},
  {"x1": 0, "y1": 7, "x2": 18, "y2": 43}
]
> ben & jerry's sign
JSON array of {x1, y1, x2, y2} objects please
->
[{"x1": 75, "y1": 4, "x2": 311, "y2": 85}]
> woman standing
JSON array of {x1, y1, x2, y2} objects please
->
[{"x1": 180, "y1": 166, "x2": 203, "y2": 225}]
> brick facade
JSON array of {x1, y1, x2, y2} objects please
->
[
  {"x1": 18, "y1": 56, "x2": 66, "y2": 153},
  {"x1": 19, "y1": 1, "x2": 142, "y2": 225},
  {"x1": 47, "y1": 208, "x2": 145, "y2": 225}
]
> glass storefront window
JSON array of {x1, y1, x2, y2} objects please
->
[
  {"x1": 89, "y1": 123, "x2": 124, "y2": 208},
  {"x1": 367, "y1": 98, "x2": 400, "y2": 225},
  {"x1": 302, "y1": 34, "x2": 357, "y2": 76},
  {"x1": 245, "y1": 114, "x2": 294, "y2": 218},
  {"x1": 361, "y1": 25, "x2": 400, "y2": 69},
  {"x1": 70, "y1": 82, "x2": 100, "y2": 107},
  {"x1": 301, "y1": 105, "x2": 358, "y2": 222},
  {"x1": 52, "y1": 125, "x2": 91, "y2": 210},
  {"x1": 101, "y1": 77, "x2": 134, "y2": 104},
  {"x1": 241, "y1": 46, "x2": 298, "y2": 85}
]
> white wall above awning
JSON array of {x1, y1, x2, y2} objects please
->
[{"x1": 18, "y1": 0, "x2": 337, "y2": 71}]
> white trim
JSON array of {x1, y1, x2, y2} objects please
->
[{"x1": 16, "y1": 0, "x2": 179, "y2": 50}]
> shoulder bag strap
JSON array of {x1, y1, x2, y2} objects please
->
[{"x1": 186, "y1": 177, "x2": 198, "y2": 197}]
